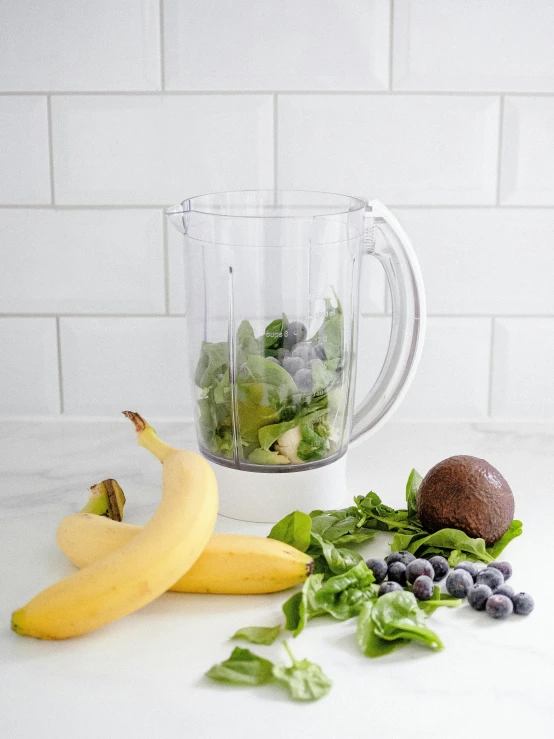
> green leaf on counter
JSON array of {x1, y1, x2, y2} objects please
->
[
  {"x1": 406, "y1": 468, "x2": 423, "y2": 518},
  {"x1": 206, "y1": 647, "x2": 274, "y2": 686},
  {"x1": 309, "y1": 533, "x2": 363, "y2": 576},
  {"x1": 268, "y1": 511, "x2": 312, "y2": 553},
  {"x1": 313, "y1": 560, "x2": 377, "y2": 621},
  {"x1": 272, "y1": 642, "x2": 332, "y2": 702},
  {"x1": 357, "y1": 591, "x2": 443, "y2": 658},
  {"x1": 232, "y1": 625, "x2": 282, "y2": 646},
  {"x1": 417, "y1": 587, "x2": 463, "y2": 616},
  {"x1": 282, "y1": 574, "x2": 325, "y2": 637},
  {"x1": 486, "y1": 520, "x2": 523, "y2": 559},
  {"x1": 391, "y1": 528, "x2": 494, "y2": 564}
]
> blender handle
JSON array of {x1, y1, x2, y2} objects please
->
[{"x1": 350, "y1": 200, "x2": 426, "y2": 443}]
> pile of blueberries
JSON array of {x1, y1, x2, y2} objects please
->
[
  {"x1": 266, "y1": 321, "x2": 330, "y2": 394},
  {"x1": 366, "y1": 551, "x2": 534, "y2": 620}
]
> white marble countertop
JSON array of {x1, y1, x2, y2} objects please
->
[{"x1": 1, "y1": 420, "x2": 553, "y2": 739}]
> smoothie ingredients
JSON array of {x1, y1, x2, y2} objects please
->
[
  {"x1": 194, "y1": 295, "x2": 345, "y2": 467},
  {"x1": 406, "y1": 558, "x2": 434, "y2": 583},
  {"x1": 11, "y1": 412, "x2": 218, "y2": 640},
  {"x1": 488, "y1": 561, "x2": 513, "y2": 580},
  {"x1": 365, "y1": 558, "x2": 388, "y2": 583},
  {"x1": 476, "y1": 567, "x2": 504, "y2": 590},
  {"x1": 428, "y1": 555, "x2": 449, "y2": 581},
  {"x1": 206, "y1": 643, "x2": 332, "y2": 702},
  {"x1": 417, "y1": 455, "x2": 515, "y2": 545},
  {"x1": 486, "y1": 594, "x2": 514, "y2": 619},
  {"x1": 412, "y1": 575, "x2": 434, "y2": 601},
  {"x1": 454, "y1": 561, "x2": 479, "y2": 581},
  {"x1": 512, "y1": 592, "x2": 535, "y2": 615},
  {"x1": 446, "y1": 569, "x2": 474, "y2": 599},
  {"x1": 468, "y1": 584, "x2": 493, "y2": 611}
]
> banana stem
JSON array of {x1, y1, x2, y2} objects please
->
[
  {"x1": 122, "y1": 411, "x2": 177, "y2": 463},
  {"x1": 81, "y1": 480, "x2": 126, "y2": 521}
]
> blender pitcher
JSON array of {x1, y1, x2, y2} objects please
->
[{"x1": 167, "y1": 191, "x2": 425, "y2": 522}]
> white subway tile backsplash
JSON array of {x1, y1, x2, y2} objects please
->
[
  {"x1": 501, "y1": 97, "x2": 554, "y2": 206},
  {"x1": 393, "y1": 0, "x2": 554, "y2": 92},
  {"x1": 0, "y1": 210, "x2": 164, "y2": 314},
  {"x1": 491, "y1": 318, "x2": 554, "y2": 418},
  {"x1": 168, "y1": 220, "x2": 186, "y2": 314},
  {"x1": 60, "y1": 318, "x2": 190, "y2": 416},
  {"x1": 355, "y1": 317, "x2": 491, "y2": 419},
  {"x1": 278, "y1": 95, "x2": 499, "y2": 205},
  {"x1": 164, "y1": 0, "x2": 389, "y2": 91},
  {"x1": 0, "y1": 0, "x2": 160, "y2": 91},
  {"x1": 0, "y1": 318, "x2": 59, "y2": 414},
  {"x1": 51, "y1": 96, "x2": 274, "y2": 205},
  {"x1": 0, "y1": 97, "x2": 50, "y2": 204},
  {"x1": 395, "y1": 208, "x2": 554, "y2": 315}
]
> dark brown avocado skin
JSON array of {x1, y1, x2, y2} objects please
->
[{"x1": 417, "y1": 455, "x2": 515, "y2": 545}]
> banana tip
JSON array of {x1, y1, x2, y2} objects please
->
[
  {"x1": 11, "y1": 610, "x2": 23, "y2": 634},
  {"x1": 122, "y1": 411, "x2": 146, "y2": 432}
]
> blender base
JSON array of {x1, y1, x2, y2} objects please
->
[{"x1": 213, "y1": 456, "x2": 348, "y2": 523}]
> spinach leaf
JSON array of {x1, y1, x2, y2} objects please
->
[
  {"x1": 417, "y1": 586, "x2": 463, "y2": 616},
  {"x1": 406, "y1": 468, "x2": 423, "y2": 518},
  {"x1": 314, "y1": 560, "x2": 377, "y2": 621},
  {"x1": 314, "y1": 296, "x2": 343, "y2": 361},
  {"x1": 486, "y1": 520, "x2": 523, "y2": 559},
  {"x1": 297, "y1": 420, "x2": 329, "y2": 462},
  {"x1": 194, "y1": 341, "x2": 229, "y2": 389},
  {"x1": 232, "y1": 625, "x2": 281, "y2": 646},
  {"x1": 197, "y1": 394, "x2": 218, "y2": 451},
  {"x1": 236, "y1": 320, "x2": 262, "y2": 364},
  {"x1": 272, "y1": 642, "x2": 332, "y2": 702},
  {"x1": 309, "y1": 533, "x2": 363, "y2": 576},
  {"x1": 357, "y1": 591, "x2": 443, "y2": 658},
  {"x1": 206, "y1": 647, "x2": 274, "y2": 685},
  {"x1": 264, "y1": 314, "x2": 288, "y2": 354},
  {"x1": 268, "y1": 511, "x2": 312, "y2": 553},
  {"x1": 257, "y1": 406, "x2": 328, "y2": 452},
  {"x1": 282, "y1": 574, "x2": 325, "y2": 636},
  {"x1": 357, "y1": 602, "x2": 410, "y2": 657},
  {"x1": 391, "y1": 528, "x2": 494, "y2": 564}
]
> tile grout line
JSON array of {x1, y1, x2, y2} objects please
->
[
  {"x1": 3, "y1": 90, "x2": 554, "y2": 97},
  {"x1": 46, "y1": 95, "x2": 56, "y2": 204},
  {"x1": 487, "y1": 317, "x2": 496, "y2": 417},
  {"x1": 159, "y1": 0, "x2": 166, "y2": 91},
  {"x1": 55, "y1": 316, "x2": 65, "y2": 414},
  {"x1": 162, "y1": 209, "x2": 170, "y2": 313},
  {"x1": 273, "y1": 93, "x2": 278, "y2": 189},
  {"x1": 3, "y1": 312, "x2": 554, "y2": 319},
  {"x1": 388, "y1": 0, "x2": 394, "y2": 91},
  {"x1": 2, "y1": 203, "x2": 554, "y2": 211},
  {"x1": 495, "y1": 95, "x2": 505, "y2": 205}
]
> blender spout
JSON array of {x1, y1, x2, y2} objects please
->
[{"x1": 165, "y1": 202, "x2": 190, "y2": 234}]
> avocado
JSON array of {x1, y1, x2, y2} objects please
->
[{"x1": 417, "y1": 455, "x2": 514, "y2": 545}]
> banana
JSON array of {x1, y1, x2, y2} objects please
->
[
  {"x1": 57, "y1": 513, "x2": 313, "y2": 594},
  {"x1": 11, "y1": 412, "x2": 218, "y2": 639}
]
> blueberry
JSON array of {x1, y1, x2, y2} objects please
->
[
  {"x1": 378, "y1": 581, "x2": 403, "y2": 597},
  {"x1": 385, "y1": 551, "x2": 416, "y2": 567},
  {"x1": 488, "y1": 561, "x2": 512, "y2": 581},
  {"x1": 291, "y1": 342, "x2": 313, "y2": 365},
  {"x1": 446, "y1": 569, "x2": 474, "y2": 599},
  {"x1": 412, "y1": 575, "x2": 434, "y2": 601},
  {"x1": 276, "y1": 348, "x2": 290, "y2": 361},
  {"x1": 428, "y1": 555, "x2": 449, "y2": 582},
  {"x1": 476, "y1": 568, "x2": 504, "y2": 591},
  {"x1": 282, "y1": 356, "x2": 304, "y2": 376},
  {"x1": 387, "y1": 562, "x2": 407, "y2": 586},
  {"x1": 454, "y1": 561, "x2": 479, "y2": 581},
  {"x1": 406, "y1": 558, "x2": 434, "y2": 584},
  {"x1": 467, "y1": 584, "x2": 492, "y2": 611},
  {"x1": 486, "y1": 594, "x2": 513, "y2": 620},
  {"x1": 494, "y1": 584, "x2": 515, "y2": 599},
  {"x1": 266, "y1": 356, "x2": 281, "y2": 366},
  {"x1": 312, "y1": 343, "x2": 327, "y2": 361},
  {"x1": 294, "y1": 368, "x2": 313, "y2": 393},
  {"x1": 365, "y1": 558, "x2": 388, "y2": 584},
  {"x1": 284, "y1": 322, "x2": 307, "y2": 350},
  {"x1": 512, "y1": 592, "x2": 534, "y2": 616}
]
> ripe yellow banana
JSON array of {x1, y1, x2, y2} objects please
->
[
  {"x1": 57, "y1": 513, "x2": 314, "y2": 594},
  {"x1": 11, "y1": 412, "x2": 218, "y2": 639}
]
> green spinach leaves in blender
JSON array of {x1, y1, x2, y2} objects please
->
[{"x1": 194, "y1": 297, "x2": 344, "y2": 465}]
